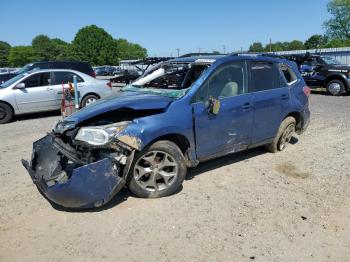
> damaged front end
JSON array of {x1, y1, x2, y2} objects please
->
[{"x1": 22, "y1": 121, "x2": 137, "y2": 209}]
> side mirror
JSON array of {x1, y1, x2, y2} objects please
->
[
  {"x1": 208, "y1": 97, "x2": 220, "y2": 115},
  {"x1": 14, "y1": 83, "x2": 25, "y2": 89}
]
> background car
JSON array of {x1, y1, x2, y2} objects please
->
[
  {"x1": 0, "y1": 61, "x2": 96, "y2": 84},
  {"x1": 94, "y1": 66, "x2": 117, "y2": 76},
  {"x1": 284, "y1": 53, "x2": 350, "y2": 96},
  {"x1": 0, "y1": 69, "x2": 113, "y2": 123},
  {"x1": 111, "y1": 69, "x2": 141, "y2": 84}
]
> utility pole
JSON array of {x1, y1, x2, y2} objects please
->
[
  {"x1": 269, "y1": 38, "x2": 272, "y2": 52},
  {"x1": 223, "y1": 45, "x2": 226, "y2": 54},
  {"x1": 176, "y1": 48, "x2": 180, "y2": 57},
  {"x1": 198, "y1": 48, "x2": 201, "y2": 54}
]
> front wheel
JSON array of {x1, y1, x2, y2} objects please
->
[
  {"x1": 265, "y1": 117, "x2": 296, "y2": 153},
  {"x1": 128, "y1": 140, "x2": 187, "y2": 198},
  {"x1": 326, "y1": 80, "x2": 345, "y2": 96},
  {"x1": 0, "y1": 102, "x2": 13, "y2": 124}
]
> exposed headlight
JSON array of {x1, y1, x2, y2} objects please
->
[
  {"x1": 75, "y1": 121, "x2": 131, "y2": 146},
  {"x1": 53, "y1": 120, "x2": 76, "y2": 133}
]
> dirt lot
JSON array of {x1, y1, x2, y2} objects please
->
[{"x1": 0, "y1": 93, "x2": 349, "y2": 262}]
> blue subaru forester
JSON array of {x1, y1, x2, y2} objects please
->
[{"x1": 23, "y1": 54, "x2": 310, "y2": 208}]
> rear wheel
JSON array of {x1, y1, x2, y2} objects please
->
[
  {"x1": 81, "y1": 94, "x2": 99, "y2": 107},
  {"x1": 265, "y1": 117, "x2": 296, "y2": 153},
  {"x1": 128, "y1": 140, "x2": 187, "y2": 198},
  {"x1": 0, "y1": 102, "x2": 13, "y2": 124},
  {"x1": 326, "y1": 80, "x2": 345, "y2": 96}
]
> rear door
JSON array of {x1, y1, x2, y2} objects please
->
[
  {"x1": 50, "y1": 71, "x2": 85, "y2": 106},
  {"x1": 249, "y1": 61, "x2": 289, "y2": 144},
  {"x1": 192, "y1": 61, "x2": 254, "y2": 160},
  {"x1": 14, "y1": 72, "x2": 57, "y2": 113}
]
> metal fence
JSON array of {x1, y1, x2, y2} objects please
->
[{"x1": 275, "y1": 47, "x2": 350, "y2": 64}]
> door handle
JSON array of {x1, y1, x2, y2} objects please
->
[
  {"x1": 242, "y1": 102, "x2": 252, "y2": 110},
  {"x1": 281, "y1": 94, "x2": 289, "y2": 100},
  {"x1": 46, "y1": 87, "x2": 53, "y2": 91}
]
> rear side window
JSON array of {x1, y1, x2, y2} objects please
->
[
  {"x1": 249, "y1": 62, "x2": 280, "y2": 92},
  {"x1": 52, "y1": 71, "x2": 84, "y2": 85},
  {"x1": 280, "y1": 64, "x2": 297, "y2": 85}
]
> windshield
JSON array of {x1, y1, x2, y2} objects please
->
[
  {"x1": 321, "y1": 56, "x2": 342, "y2": 65},
  {"x1": 16, "y1": 64, "x2": 33, "y2": 74},
  {"x1": 0, "y1": 73, "x2": 27, "y2": 88},
  {"x1": 121, "y1": 62, "x2": 209, "y2": 98}
]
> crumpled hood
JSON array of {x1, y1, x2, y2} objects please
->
[{"x1": 66, "y1": 91, "x2": 174, "y2": 124}]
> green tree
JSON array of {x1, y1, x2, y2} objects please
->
[
  {"x1": 287, "y1": 40, "x2": 305, "y2": 50},
  {"x1": 8, "y1": 46, "x2": 38, "y2": 67},
  {"x1": 51, "y1": 38, "x2": 75, "y2": 60},
  {"x1": 248, "y1": 42, "x2": 264, "y2": 52},
  {"x1": 304, "y1": 35, "x2": 328, "y2": 49},
  {"x1": 322, "y1": 38, "x2": 350, "y2": 47},
  {"x1": 264, "y1": 42, "x2": 285, "y2": 52},
  {"x1": 115, "y1": 38, "x2": 147, "y2": 60},
  {"x1": 31, "y1": 34, "x2": 56, "y2": 61},
  {"x1": 323, "y1": 0, "x2": 350, "y2": 39},
  {"x1": 72, "y1": 25, "x2": 119, "y2": 65},
  {"x1": 0, "y1": 41, "x2": 11, "y2": 67}
]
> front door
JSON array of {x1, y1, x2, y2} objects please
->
[
  {"x1": 192, "y1": 61, "x2": 254, "y2": 160},
  {"x1": 14, "y1": 72, "x2": 56, "y2": 113}
]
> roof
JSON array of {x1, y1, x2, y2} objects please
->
[{"x1": 168, "y1": 55, "x2": 225, "y2": 63}]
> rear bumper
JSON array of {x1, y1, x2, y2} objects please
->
[{"x1": 22, "y1": 135, "x2": 126, "y2": 209}]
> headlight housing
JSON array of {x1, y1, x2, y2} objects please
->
[{"x1": 75, "y1": 121, "x2": 131, "y2": 146}]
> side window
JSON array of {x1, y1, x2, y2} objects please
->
[
  {"x1": 193, "y1": 62, "x2": 246, "y2": 102},
  {"x1": 280, "y1": 64, "x2": 297, "y2": 85},
  {"x1": 52, "y1": 72, "x2": 84, "y2": 85},
  {"x1": 249, "y1": 62, "x2": 280, "y2": 92},
  {"x1": 22, "y1": 73, "x2": 50, "y2": 88},
  {"x1": 208, "y1": 62, "x2": 246, "y2": 99}
]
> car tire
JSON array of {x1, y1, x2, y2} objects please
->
[
  {"x1": 265, "y1": 116, "x2": 296, "y2": 153},
  {"x1": 326, "y1": 80, "x2": 345, "y2": 96},
  {"x1": 81, "y1": 94, "x2": 99, "y2": 107},
  {"x1": 0, "y1": 102, "x2": 13, "y2": 124},
  {"x1": 128, "y1": 140, "x2": 187, "y2": 198}
]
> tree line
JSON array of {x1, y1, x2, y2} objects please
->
[
  {"x1": 0, "y1": 25, "x2": 147, "y2": 67},
  {"x1": 249, "y1": 0, "x2": 350, "y2": 52}
]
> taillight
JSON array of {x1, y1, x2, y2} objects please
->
[
  {"x1": 106, "y1": 81, "x2": 112, "y2": 89},
  {"x1": 303, "y1": 86, "x2": 311, "y2": 97},
  {"x1": 91, "y1": 71, "x2": 96, "y2": 78}
]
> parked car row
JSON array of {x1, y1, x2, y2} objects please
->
[
  {"x1": 22, "y1": 53, "x2": 310, "y2": 208},
  {"x1": 0, "y1": 61, "x2": 96, "y2": 84},
  {"x1": 0, "y1": 69, "x2": 113, "y2": 124}
]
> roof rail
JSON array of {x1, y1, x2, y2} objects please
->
[{"x1": 230, "y1": 52, "x2": 285, "y2": 59}]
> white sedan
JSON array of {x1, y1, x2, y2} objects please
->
[{"x1": 0, "y1": 69, "x2": 114, "y2": 123}]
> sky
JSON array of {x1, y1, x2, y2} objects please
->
[{"x1": 0, "y1": 0, "x2": 330, "y2": 57}]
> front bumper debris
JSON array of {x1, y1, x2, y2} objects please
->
[{"x1": 22, "y1": 135, "x2": 127, "y2": 209}]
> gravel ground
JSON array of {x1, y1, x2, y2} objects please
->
[{"x1": 0, "y1": 93, "x2": 349, "y2": 262}]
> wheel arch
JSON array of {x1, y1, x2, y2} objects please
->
[
  {"x1": 0, "y1": 100, "x2": 15, "y2": 114},
  {"x1": 80, "y1": 92, "x2": 101, "y2": 107},
  {"x1": 284, "y1": 111, "x2": 302, "y2": 132},
  {"x1": 146, "y1": 133, "x2": 191, "y2": 155}
]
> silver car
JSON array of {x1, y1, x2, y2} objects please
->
[{"x1": 0, "y1": 69, "x2": 113, "y2": 123}]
